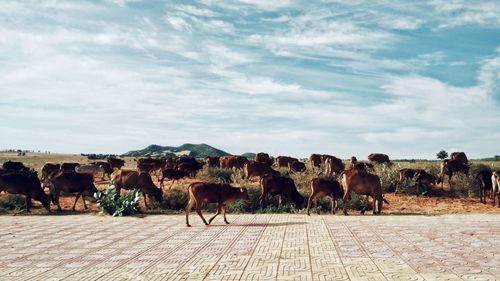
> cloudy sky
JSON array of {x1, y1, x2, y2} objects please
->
[{"x1": 1, "y1": 0, "x2": 499, "y2": 159}]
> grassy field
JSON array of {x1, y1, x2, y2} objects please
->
[{"x1": 1, "y1": 152, "x2": 499, "y2": 216}]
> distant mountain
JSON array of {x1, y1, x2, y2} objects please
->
[
  {"x1": 121, "y1": 143, "x2": 231, "y2": 158},
  {"x1": 241, "y1": 152, "x2": 256, "y2": 159}
]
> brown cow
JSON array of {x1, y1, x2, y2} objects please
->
[
  {"x1": 244, "y1": 161, "x2": 280, "y2": 179},
  {"x1": 89, "y1": 161, "x2": 113, "y2": 179},
  {"x1": 437, "y1": 159, "x2": 469, "y2": 189},
  {"x1": 137, "y1": 158, "x2": 165, "y2": 179},
  {"x1": 219, "y1": 155, "x2": 248, "y2": 170},
  {"x1": 475, "y1": 169, "x2": 493, "y2": 203},
  {"x1": 368, "y1": 153, "x2": 391, "y2": 164},
  {"x1": 177, "y1": 161, "x2": 203, "y2": 177},
  {"x1": 204, "y1": 156, "x2": 220, "y2": 168},
  {"x1": 0, "y1": 170, "x2": 50, "y2": 212},
  {"x1": 259, "y1": 175, "x2": 304, "y2": 208},
  {"x1": 185, "y1": 182, "x2": 250, "y2": 226},
  {"x1": 324, "y1": 156, "x2": 345, "y2": 176},
  {"x1": 349, "y1": 156, "x2": 358, "y2": 169},
  {"x1": 288, "y1": 161, "x2": 306, "y2": 173},
  {"x1": 450, "y1": 152, "x2": 468, "y2": 164},
  {"x1": 48, "y1": 171, "x2": 97, "y2": 212},
  {"x1": 255, "y1": 152, "x2": 273, "y2": 166},
  {"x1": 108, "y1": 157, "x2": 125, "y2": 170},
  {"x1": 307, "y1": 177, "x2": 343, "y2": 215},
  {"x1": 41, "y1": 163, "x2": 60, "y2": 188},
  {"x1": 2, "y1": 160, "x2": 30, "y2": 172},
  {"x1": 113, "y1": 170, "x2": 163, "y2": 209},
  {"x1": 61, "y1": 162, "x2": 80, "y2": 172},
  {"x1": 160, "y1": 169, "x2": 188, "y2": 189},
  {"x1": 309, "y1": 154, "x2": 323, "y2": 169},
  {"x1": 274, "y1": 156, "x2": 299, "y2": 168},
  {"x1": 341, "y1": 169, "x2": 388, "y2": 215}
]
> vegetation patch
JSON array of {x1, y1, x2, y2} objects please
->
[{"x1": 94, "y1": 186, "x2": 141, "y2": 216}]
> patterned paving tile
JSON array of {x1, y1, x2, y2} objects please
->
[{"x1": 0, "y1": 214, "x2": 499, "y2": 280}]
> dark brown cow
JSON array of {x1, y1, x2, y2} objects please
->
[
  {"x1": 160, "y1": 169, "x2": 188, "y2": 188},
  {"x1": 309, "y1": 154, "x2": 322, "y2": 169},
  {"x1": 437, "y1": 159, "x2": 469, "y2": 189},
  {"x1": 255, "y1": 152, "x2": 273, "y2": 166},
  {"x1": 219, "y1": 156, "x2": 248, "y2": 170},
  {"x1": 259, "y1": 175, "x2": 304, "y2": 208},
  {"x1": 324, "y1": 156, "x2": 345, "y2": 176},
  {"x1": 164, "y1": 158, "x2": 176, "y2": 169},
  {"x1": 0, "y1": 170, "x2": 50, "y2": 212},
  {"x1": 204, "y1": 156, "x2": 220, "y2": 168},
  {"x1": 274, "y1": 156, "x2": 299, "y2": 168},
  {"x1": 108, "y1": 157, "x2": 125, "y2": 170},
  {"x1": 2, "y1": 160, "x2": 30, "y2": 172},
  {"x1": 113, "y1": 170, "x2": 163, "y2": 208},
  {"x1": 475, "y1": 169, "x2": 493, "y2": 203},
  {"x1": 48, "y1": 171, "x2": 97, "y2": 212},
  {"x1": 177, "y1": 161, "x2": 203, "y2": 177},
  {"x1": 450, "y1": 152, "x2": 468, "y2": 164},
  {"x1": 288, "y1": 161, "x2": 306, "y2": 173},
  {"x1": 61, "y1": 162, "x2": 80, "y2": 172},
  {"x1": 396, "y1": 169, "x2": 435, "y2": 194},
  {"x1": 307, "y1": 177, "x2": 343, "y2": 215},
  {"x1": 41, "y1": 163, "x2": 60, "y2": 188},
  {"x1": 341, "y1": 169, "x2": 388, "y2": 215},
  {"x1": 349, "y1": 156, "x2": 358, "y2": 169},
  {"x1": 185, "y1": 182, "x2": 250, "y2": 226},
  {"x1": 244, "y1": 161, "x2": 280, "y2": 179},
  {"x1": 368, "y1": 153, "x2": 391, "y2": 164}
]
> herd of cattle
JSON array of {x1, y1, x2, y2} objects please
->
[{"x1": 0, "y1": 152, "x2": 499, "y2": 226}]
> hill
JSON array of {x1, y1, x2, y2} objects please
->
[{"x1": 121, "y1": 143, "x2": 231, "y2": 158}]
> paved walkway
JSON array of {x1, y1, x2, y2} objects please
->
[{"x1": 0, "y1": 214, "x2": 499, "y2": 280}]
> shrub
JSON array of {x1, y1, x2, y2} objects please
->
[
  {"x1": 372, "y1": 163, "x2": 400, "y2": 193},
  {"x1": 161, "y1": 188, "x2": 189, "y2": 211},
  {"x1": 94, "y1": 186, "x2": 141, "y2": 216},
  {"x1": 198, "y1": 167, "x2": 234, "y2": 184},
  {"x1": 452, "y1": 173, "x2": 478, "y2": 197},
  {"x1": 0, "y1": 195, "x2": 25, "y2": 210}
]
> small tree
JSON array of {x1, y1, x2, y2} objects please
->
[{"x1": 436, "y1": 150, "x2": 448, "y2": 160}]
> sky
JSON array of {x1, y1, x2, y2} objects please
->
[{"x1": 0, "y1": 0, "x2": 499, "y2": 159}]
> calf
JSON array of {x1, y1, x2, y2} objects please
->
[
  {"x1": 113, "y1": 170, "x2": 163, "y2": 208},
  {"x1": 288, "y1": 161, "x2": 306, "y2": 173},
  {"x1": 307, "y1": 177, "x2": 343, "y2": 215},
  {"x1": 185, "y1": 182, "x2": 250, "y2": 226},
  {"x1": 160, "y1": 169, "x2": 188, "y2": 189},
  {"x1": 259, "y1": 175, "x2": 304, "y2": 208},
  {"x1": 3, "y1": 160, "x2": 30, "y2": 172},
  {"x1": 244, "y1": 161, "x2": 280, "y2": 179},
  {"x1": 475, "y1": 169, "x2": 493, "y2": 203},
  {"x1": 61, "y1": 162, "x2": 80, "y2": 172},
  {"x1": 0, "y1": 170, "x2": 50, "y2": 212},
  {"x1": 341, "y1": 169, "x2": 388, "y2": 215},
  {"x1": 49, "y1": 170, "x2": 97, "y2": 212}
]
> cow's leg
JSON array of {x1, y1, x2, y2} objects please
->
[
  {"x1": 143, "y1": 194, "x2": 149, "y2": 209},
  {"x1": 331, "y1": 197, "x2": 335, "y2": 214},
  {"x1": 25, "y1": 196, "x2": 32, "y2": 212},
  {"x1": 208, "y1": 204, "x2": 222, "y2": 224},
  {"x1": 222, "y1": 205, "x2": 229, "y2": 224},
  {"x1": 195, "y1": 202, "x2": 208, "y2": 225},
  {"x1": 53, "y1": 191, "x2": 62, "y2": 212},
  {"x1": 315, "y1": 198, "x2": 320, "y2": 215},
  {"x1": 342, "y1": 190, "x2": 350, "y2": 216},
  {"x1": 259, "y1": 193, "x2": 266, "y2": 208},
  {"x1": 376, "y1": 194, "x2": 383, "y2": 215},
  {"x1": 185, "y1": 195, "x2": 195, "y2": 227},
  {"x1": 361, "y1": 196, "x2": 369, "y2": 215},
  {"x1": 278, "y1": 195, "x2": 282, "y2": 208},
  {"x1": 82, "y1": 195, "x2": 88, "y2": 209},
  {"x1": 72, "y1": 194, "x2": 81, "y2": 211},
  {"x1": 306, "y1": 193, "x2": 315, "y2": 216}
]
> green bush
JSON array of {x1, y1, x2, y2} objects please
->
[
  {"x1": 198, "y1": 167, "x2": 235, "y2": 184},
  {"x1": 372, "y1": 163, "x2": 400, "y2": 193},
  {"x1": 0, "y1": 194, "x2": 25, "y2": 210},
  {"x1": 452, "y1": 173, "x2": 478, "y2": 197},
  {"x1": 161, "y1": 188, "x2": 189, "y2": 211},
  {"x1": 94, "y1": 186, "x2": 141, "y2": 216}
]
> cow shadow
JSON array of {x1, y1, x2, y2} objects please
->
[{"x1": 209, "y1": 222, "x2": 307, "y2": 227}]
